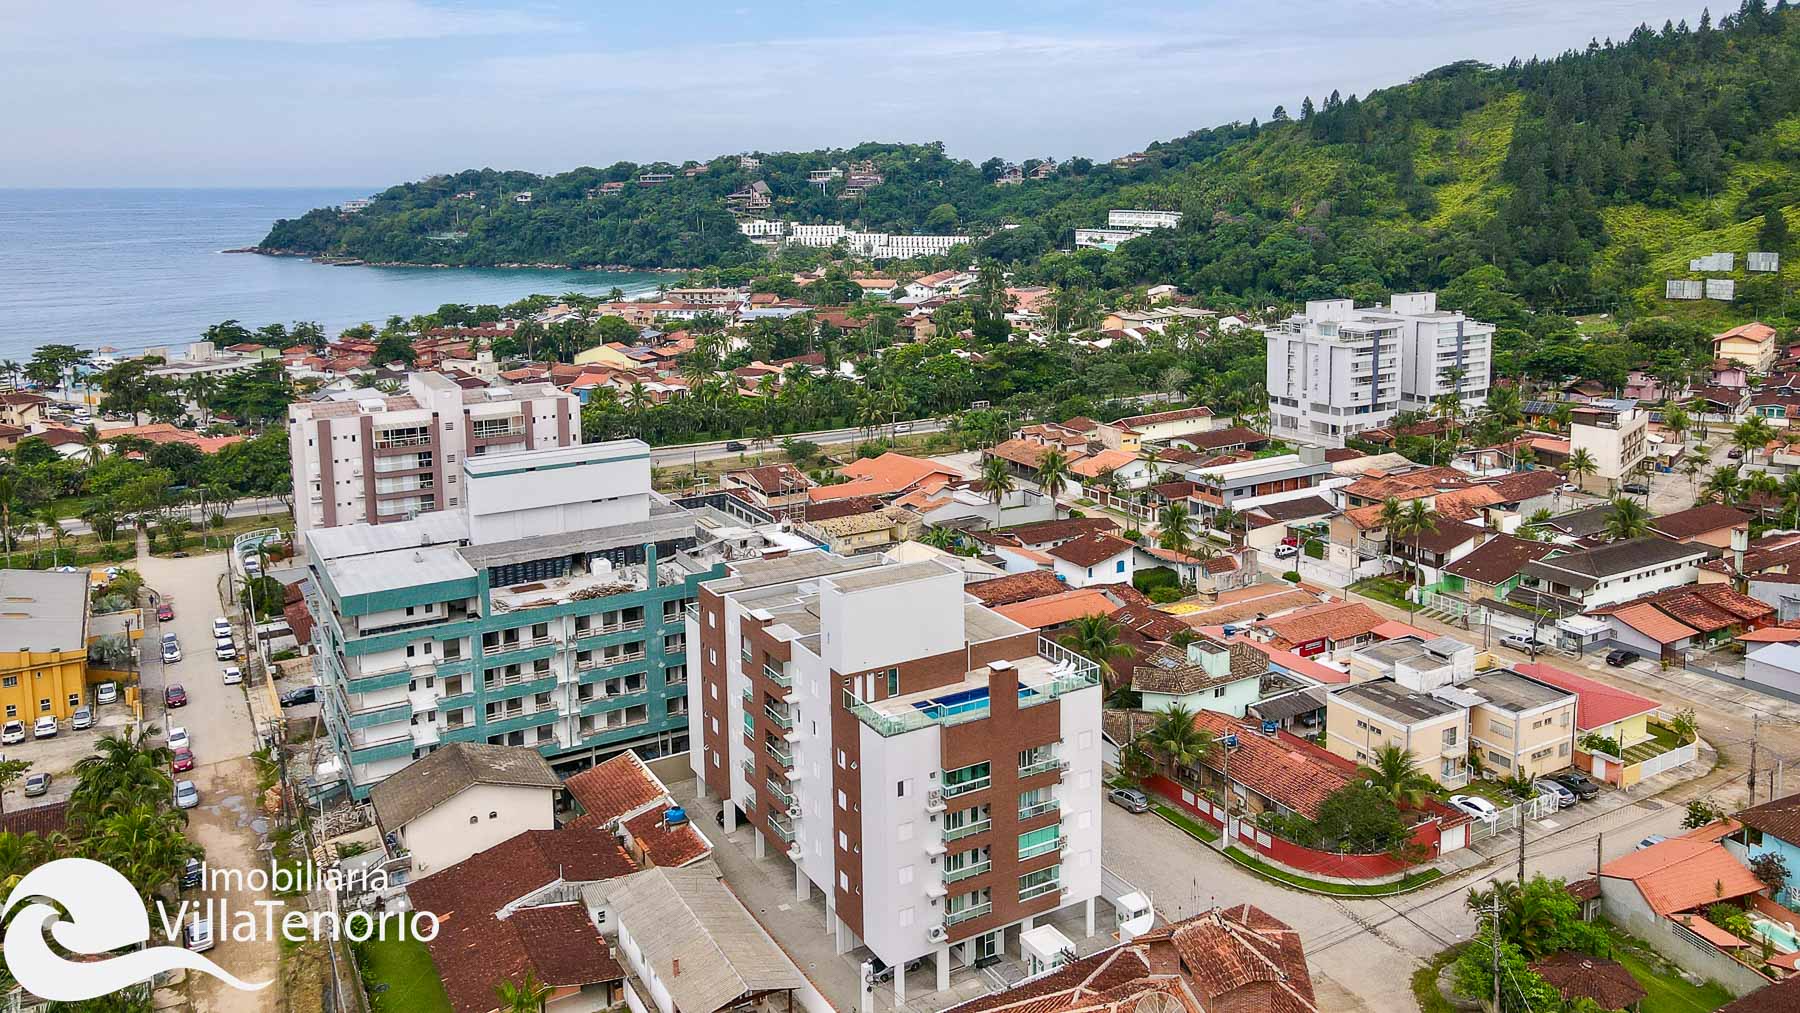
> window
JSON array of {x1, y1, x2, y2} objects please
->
[
  {"x1": 37, "y1": 699, "x2": 49, "y2": 713},
  {"x1": 1, "y1": 676, "x2": 14, "y2": 688},
  {"x1": 896, "y1": 780, "x2": 907, "y2": 798},
  {"x1": 1442, "y1": 727, "x2": 1458, "y2": 746},
  {"x1": 1018, "y1": 826, "x2": 1059, "y2": 860},
  {"x1": 2, "y1": 705, "x2": 11, "y2": 717},
  {"x1": 885, "y1": 668, "x2": 899, "y2": 697},
  {"x1": 1115, "y1": 559, "x2": 1126, "y2": 573}
]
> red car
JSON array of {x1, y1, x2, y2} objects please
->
[
  {"x1": 171, "y1": 746, "x2": 195, "y2": 772},
  {"x1": 165, "y1": 684, "x2": 188, "y2": 708},
  {"x1": 157, "y1": 603, "x2": 175, "y2": 622}
]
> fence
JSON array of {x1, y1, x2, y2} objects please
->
[{"x1": 1465, "y1": 794, "x2": 1557, "y2": 845}]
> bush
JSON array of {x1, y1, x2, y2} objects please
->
[
  {"x1": 1132, "y1": 566, "x2": 1179, "y2": 593},
  {"x1": 1683, "y1": 797, "x2": 1727, "y2": 829},
  {"x1": 1121, "y1": 529, "x2": 1144, "y2": 542},
  {"x1": 1149, "y1": 586, "x2": 1182, "y2": 604},
  {"x1": 1067, "y1": 509, "x2": 1084, "y2": 518},
  {"x1": 1282, "y1": 570, "x2": 1301, "y2": 582}
]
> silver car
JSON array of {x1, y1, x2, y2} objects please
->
[{"x1": 174, "y1": 780, "x2": 200, "y2": 809}]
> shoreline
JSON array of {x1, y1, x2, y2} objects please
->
[{"x1": 221, "y1": 247, "x2": 693, "y2": 274}]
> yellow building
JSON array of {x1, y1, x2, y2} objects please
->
[{"x1": 0, "y1": 569, "x2": 98, "y2": 722}]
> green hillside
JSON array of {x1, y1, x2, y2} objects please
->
[{"x1": 264, "y1": 1, "x2": 1800, "y2": 324}]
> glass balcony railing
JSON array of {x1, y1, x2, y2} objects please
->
[
  {"x1": 766, "y1": 741, "x2": 792, "y2": 767},
  {"x1": 945, "y1": 902, "x2": 991, "y2": 926},
  {"x1": 1018, "y1": 835, "x2": 1065, "y2": 861},
  {"x1": 944, "y1": 860, "x2": 990, "y2": 884},
  {"x1": 764, "y1": 663, "x2": 792, "y2": 688},
  {"x1": 1019, "y1": 879, "x2": 1061, "y2": 902},
  {"x1": 1018, "y1": 799, "x2": 1060, "y2": 821},
  {"x1": 764, "y1": 704, "x2": 794, "y2": 730},
  {"x1": 942, "y1": 776, "x2": 991, "y2": 798},
  {"x1": 1018, "y1": 755, "x2": 1062, "y2": 778},
  {"x1": 769, "y1": 814, "x2": 795, "y2": 843},
  {"x1": 943, "y1": 819, "x2": 991, "y2": 842}
]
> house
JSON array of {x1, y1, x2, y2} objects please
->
[
  {"x1": 963, "y1": 570, "x2": 1070, "y2": 608},
  {"x1": 1650, "y1": 504, "x2": 1751, "y2": 548},
  {"x1": 1129, "y1": 639, "x2": 1265, "y2": 717},
  {"x1": 720, "y1": 464, "x2": 813, "y2": 515},
  {"x1": 564, "y1": 752, "x2": 712, "y2": 869},
  {"x1": 1513, "y1": 662, "x2": 1693, "y2": 788},
  {"x1": 1599, "y1": 826, "x2": 1774, "y2": 997},
  {"x1": 992, "y1": 587, "x2": 1121, "y2": 631},
  {"x1": 1716, "y1": 977, "x2": 1800, "y2": 1013},
  {"x1": 1172, "y1": 426, "x2": 1271, "y2": 456},
  {"x1": 1738, "y1": 623, "x2": 1800, "y2": 696},
  {"x1": 0, "y1": 392, "x2": 48, "y2": 429},
  {"x1": 1585, "y1": 583, "x2": 1774, "y2": 661},
  {"x1": 1527, "y1": 953, "x2": 1647, "y2": 1012},
  {"x1": 369, "y1": 743, "x2": 563, "y2": 879},
  {"x1": 1439, "y1": 534, "x2": 1561, "y2": 603},
  {"x1": 807, "y1": 452, "x2": 959, "y2": 503},
  {"x1": 607, "y1": 866, "x2": 808, "y2": 1013},
  {"x1": 1110, "y1": 406, "x2": 1221, "y2": 443},
  {"x1": 1251, "y1": 601, "x2": 1388, "y2": 658},
  {"x1": 1729, "y1": 791, "x2": 1800, "y2": 909},
  {"x1": 405, "y1": 827, "x2": 640, "y2": 1013},
  {"x1": 939, "y1": 906, "x2": 1320, "y2": 1013},
  {"x1": 796, "y1": 505, "x2": 921, "y2": 555},
  {"x1": 1568, "y1": 404, "x2": 1650, "y2": 493},
  {"x1": 1133, "y1": 544, "x2": 1258, "y2": 593},
  {"x1": 1714, "y1": 322, "x2": 1778, "y2": 373},
  {"x1": 1388, "y1": 518, "x2": 1486, "y2": 585},
  {"x1": 1047, "y1": 532, "x2": 1137, "y2": 587},
  {"x1": 1517, "y1": 537, "x2": 1707, "y2": 609}
]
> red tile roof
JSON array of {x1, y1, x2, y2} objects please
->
[
  {"x1": 1257, "y1": 602, "x2": 1386, "y2": 650},
  {"x1": 994, "y1": 588, "x2": 1119, "y2": 629},
  {"x1": 407, "y1": 829, "x2": 635, "y2": 1013},
  {"x1": 1650, "y1": 504, "x2": 1751, "y2": 541},
  {"x1": 621, "y1": 804, "x2": 713, "y2": 867},
  {"x1": 1732, "y1": 790, "x2": 1800, "y2": 845},
  {"x1": 965, "y1": 570, "x2": 1069, "y2": 607},
  {"x1": 1599, "y1": 832, "x2": 1766, "y2": 916},
  {"x1": 1512, "y1": 663, "x2": 1660, "y2": 731},
  {"x1": 1190, "y1": 712, "x2": 1352, "y2": 819},
  {"x1": 565, "y1": 752, "x2": 667, "y2": 824},
  {"x1": 1527, "y1": 953, "x2": 1646, "y2": 1010},
  {"x1": 1001, "y1": 517, "x2": 1121, "y2": 547},
  {"x1": 1047, "y1": 533, "x2": 1136, "y2": 568}
]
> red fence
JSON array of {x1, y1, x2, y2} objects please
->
[{"x1": 1144, "y1": 774, "x2": 1448, "y2": 881}]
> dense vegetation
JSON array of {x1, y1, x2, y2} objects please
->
[{"x1": 265, "y1": 3, "x2": 1800, "y2": 320}]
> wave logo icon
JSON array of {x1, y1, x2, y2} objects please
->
[{"x1": 2, "y1": 858, "x2": 271, "y2": 1001}]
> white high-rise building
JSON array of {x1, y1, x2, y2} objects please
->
[
  {"x1": 689, "y1": 555, "x2": 1104, "y2": 1000},
  {"x1": 1265, "y1": 292, "x2": 1493, "y2": 448}
]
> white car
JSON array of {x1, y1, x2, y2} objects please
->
[
  {"x1": 222, "y1": 666, "x2": 243, "y2": 686},
  {"x1": 167, "y1": 726, "x2": 191, "y2": 751},
  {"x1": 31, "y1": 717, "x2": 57, "y2": 739},
  {"x1": 182, "y1": 918, "x2": 214, "y2": 952},
  {"x1": 174, "y1": 780, "x2": 200, "y2": 810},
  {"x1": 1448, "y1": 794, "x2": 1500, "y2": 823},
  {"x1": 1, "y1": 721, "x2": 25, "y2": 745},
  {"x1": 95, "y1": 681, "x2": 118, "y2": 705},
  {"x1": 213, "y1": 637, "x2": 236, "y2": 661},
  {"x1": 1273, "y1": 544, "x2": 1299, "y2": 559},
  {"x1": 212, "y1": 617, "x2": 232, "y2": 638}
]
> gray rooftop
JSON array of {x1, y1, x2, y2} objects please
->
[
  {"x1": 707, "y1": 552, "x2": 880, "y2": 595},
  {"x1": 825, "y1": 559, "x2": 957, "y2": 594},
  {"x1": 305, "y1": 512, "x2": 469, "y2": 562},
  {"x1": 1520, "y1": 537, "x2": 1703, "y2": 588},
  {"x1": 458, "y1": 509, "x2": 699, "y2": 571},
  {"x1": 1462, "y1": 669, "x2": 1575, "y2": 713},
  {"x1": 607, "y1": 865, "x2": 805, "y2": 1012},
  {"x1": 324, "y1": 544, "x2": 476, "y2": 598},
  {"x1": 0, "y1": 569, "x2": 89, "y2": 653},
  {"x1": 462, "y1": 438, "x2": 647, "y2": 477},
  {"x1": 965, "y1": 602, "x2": 1031, "y2": 643},
  {"x1": 1332, "y1": 679, "x2": 1462, "y2": 725},
  {"x1": 370, "y1": 742, "x2": 561, "y2": 830}
]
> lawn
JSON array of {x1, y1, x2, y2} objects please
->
[
  {"x1": 1622, "y1": 722, "x2": 1689, "y2": 765},
  {"x1": 1611, "y1": 936, "x2": 1734, "y2": 1013},
  {"x1": 1410, "y1": 943, "x2": 1471, "y2": 1013},
  {"x1": 1349, "y1": 577, "x2": 1414, "y2": 610},
  {"x1": 358, "y1": 932, "x2": 452, "y2": 1013},
  {"x1": 1151, "y1": 803, "x2": 1219, "y2": 843},
  {"x1": 1222, "y1": 847, "x2": 1443, "y2": 897}
]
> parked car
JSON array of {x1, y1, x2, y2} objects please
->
[
  {"x1": 1108, "y1": 787, "x2": 1151, "y2": 813},
  {"x1": 171, "y1": 746, "x2": 195, "y2": 772},
  {"x1": 1, "y1": 721, "x2": 24, "y2": 745},
  {"x1": 167, "y1": 726, "x2": 190, "y2": 751},
  {"x1": 713, "y1": 803, "x2": 748, "y2": 827},
  {"x1": 70, "y1": 707, "x2": 92, "y2": 730},
  {"x1": 1558, "y1": 482, "x2": 1578, "y2": 493},
  {"x1": 22, "y1": 772, "x2": 50, "y2": 797},
  {"x1": 31, "y1": 717, "x2": 56, "y2": 740},
  {"x1": 279, "y1": 686, "x2": 316, "y2": 707},
  {"x1": 181, "y1": 857, "x2": 204, "y2": 889},
  {"x1": 222, "y1": 666, "x2": 243, "y2": 686},
  {"x1": 1448, "y1": 794, "x2": 1500, "y2": 823},
  {"x1": 1729, "y1": 447, "x2": 1745, "y2": 459},
  {"x1": 165, "y1": 684, "x2": 188, "y2": 708},
  {"x1": 213, "y1": 637, "x2": 236, "y2": 661},
  {"x1": 1273, "y1": 544, "x2": 1299, "y2": 559},
  {"x1": 1500, "y1": 634, "x2": 1545, "y2": 653},
  {"x1": 1549, "y1": 771, "x2": 1600, "y2": 800},
  {"x1": 162, "y1": 641, "x2": 182, "y2": 664},
  {"x1": 156, "y1": 602, "x2": 174, "y2": 622},
  {"x1": 724, "y1": 440, "x2": 748, "y2": 452},
  {"x1": 1622, "y1": 482, "x2": 1650, "y2": 495},
  {"x1": 212, "y1": 617, "x2": 232, "y2": 638},
  {"x1": 1604, "y1": 649, "x2": 1640, "y2": 667},
  {"x1": 95, "y1": 681, "x2": 118, "y2": 705},
  {"x1": 1534, "y1": 779, "x2": 1578, "y2": 808},
  {"x1": 174, "y1": 780, "x2": 200, "y2": 810},
  {"x1": 1636, "y1": 835, "x2": 1668, "y2": 850},
  {"x1": 866, "y1": 955, "x2": 925, "y2": 983},
  {"x1": 182, "y1": 917, "x2": 213, "y2": 952}
]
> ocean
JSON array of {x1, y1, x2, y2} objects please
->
[{"x1": 0, "y1": 188, "x2": 668, "y2": 358}]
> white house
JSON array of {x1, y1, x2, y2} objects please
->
[
  {"x1": 1517, "y1": 538, "x2": 1708, "y2": 610},
  {"x1": 368, "y1": 742, "x2": 562, "y2": 879},
  {"x1": 1047, "y1": 532, "x2": 1136, "y2": 587}
]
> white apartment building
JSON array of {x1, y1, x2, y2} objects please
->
[
  {"x1": 288, "y1": 372, "x2": 580, "y2": 532},
  {"x1": 1266, "y1": 293, "x2": 1493, "y2": 448},
  {"x1": 690, "y1": 555, "x2": 1104, "y2": 1001},
  {"x1": 1073, "y1": 228, "x2": 1146, "y2": 251},
  {"x1": 1568, "y1": 404, "x2": 1650, "y2": 492},
  {"x1": 788, "y1": 224, "x2": 849, "y2": 246},
  {"x1": 738, "y1": 221, "x2": 966, "y2": 260},
  {"x1": 1107, "y1": 209, "x2": 1182, "y2": 230}
]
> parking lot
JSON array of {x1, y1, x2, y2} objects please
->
[{"x1": 0, "y1": 691, "x2": 140, "y2": 808}]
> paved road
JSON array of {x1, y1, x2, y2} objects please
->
[
  {"x1": 135, "y1": 550, "x2": 261, "y2": 762},
  {"x1": 648, "y1": 417, "x2": 954, "y2": 468}
]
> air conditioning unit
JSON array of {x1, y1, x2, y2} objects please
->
[
  {"x1": 1055, "y1": 759, "x2": 1070, "y2": 773},
  {"x1": 927, "y1": 925, "x2": 948, "y2": 943},
  {"x1": 925, "y1": 788, "x2": 946, "y2": 812},
  {"x1": 787, "y1": 804, "x2": 802, "y2": 819},
  {"x1": 1056, "y1": 835, "x2": 1069, "y2": 851}
]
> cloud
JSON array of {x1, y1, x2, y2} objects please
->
[{"x1": 0, "y1": 0, "x2": 552, "y2": 45}]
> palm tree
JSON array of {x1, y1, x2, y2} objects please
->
[
  {"x1": 0, "y1": 474, "x2": 15, "y2": 568},
  {"x1": 1602, "y1": 496, "x2": 1650, "y2": 540},
  {"x1": 494, "y1": 970, "x2": 550, "y2": 1013},
  {"x1": 1358, "y1": 745, "x2": 1435, "y2": 809},
  {"x1": 979, "y1": 454, "x2": 1015, "y2": 527},
  {"x1": 1059, "y1": 614, "x2": 1134, "y2": 685},
  {"x1": 1398, "y1": 499, "x2": 1439, "y2": 594},
  {"x1": 1664, "y1": 405, "x2": 1691, "y2": 450},
  {"x1": 1035, "y1": 448, "x2": 1071, "y2": 502},
  {"x1": 41, "y1": 512, "x2": 66, "y2": 566},
  {"x1": 1734, "y1": 416, "x2": 1776, "y2": 472},
  {"x1": 185, "y1": 373, "x2": 220, "y2": 428},
  {"x1": 1565, "y1": 449, "x2": 1598, "y2": 492},
  {"x1": 1139, "y1": 703, "x2": 1216, "y2": 780},
  {"x1": 921, "y1": 526, "x2": 960, "y2": 551},
  {"x1": 1376, "y1": 497, "x2": 1407, "y2": 571},
  {"x1": 1550, "y1": 402, "x2": 1573, "y2": 434},
  {"x1": 1704, "y1": 465, "x2": 1742, "y2": 506},
  {"x1": 1156, "y1": 503, "x2": 1192, "y2": 554},
  {"x1": 1211, "y1": 507, "x2": 1244, "y2": 547}
]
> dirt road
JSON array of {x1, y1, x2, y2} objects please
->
[{"x1": 184, "y1": 756, "x2": 279, "y2": 1013}]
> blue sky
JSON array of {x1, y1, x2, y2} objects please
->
[{"x1": 2, "y1": 0, "x2": 1707, "y2": 187}]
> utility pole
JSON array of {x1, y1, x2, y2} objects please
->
[
  {"x1": 1491, "y1": 889, "x2": 1502, "y2": 1013},
  {"x1": 1750, "y1": 714, "x2": 1760, "y2": 805},
  {"x1": 1517, "y1": 794, "x2": 1528, "y2": 885}
]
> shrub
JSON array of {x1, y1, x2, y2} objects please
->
[
  {"x1": 1282, "y1": 570, "x2": 1301, "y2": 582},
  {"x1": 1149, "y1": 586, "x2": 1182, "y2": 604},
  {"x1": 1132, "y1": 566, "x2": 1179, "y2": 593},
  {"x1": 1683, "y1": 797, "x2": 1728, "y2": 829},
  {"x1": 1067, "y1": 509, "x2": 1084, "y2": 518},
  {"x1": 1121, "y1": 529, "x2": 1144, "y2": 542}
]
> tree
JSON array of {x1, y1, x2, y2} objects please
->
[
  {"x1": 1059, "y1": 615, "x2": 1134, "y2": 684},
  {"x1": 370, "y1": 333, "x2": 417, "y2": 367},
  {"x1": 1156, "y1": 503, "x2": 1192, "y2": 554},
  {"x1": 1309, "y1": 783, "x2": 1412, "y2": 853},
  {"x1": 1734, "y1": 416, "x2": 1776, "y2": 471},
  {"x1": 1602, "y1": 496, "x2": 1650, "y2": 540},
  {"x1": 494, "y1": 970, "x2": 550, "y2": 1013},
  {"x1": 1398, "y1": 498, "x2": 1439, "y2": 592},
  {"x1": 1035, "y1": 448, "x2": 1070, "y2": 501},
  {"x1": 1750, "y1": 852, "x2": 1790, "y2": 895},
  {"x1": 1377, "y1": 496, "x2": 1406, "y2": 570},
  {"x1": 1140, "y1": 703, "x2": 1215, "y2": 781},
  {"x1": 0, "y1": 758, "x2": 31, "y2": 815},
  {"x1": 979, "y1": 454, "x2": 1015, "y2": 527},
  {"x1": 1358, "y1": 745, "x2": 1434, "y2": 809},
  {"x1": 1565, "y1": 448, "x2": 1598, "y2": 491},
  {"x1": 1669, "y1": 707, "x2": 1698, "y2": 744},
  {"x1": 1760, "y1": 206, "x2": 1789, "y2": 253},
  {"x1": 1682, "y1": 797, "x2": 1727, "y2": 828}
]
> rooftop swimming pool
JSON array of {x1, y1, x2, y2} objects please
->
[{"x1": 911, "y1": 685, "x2": 1039, "y2": 721}]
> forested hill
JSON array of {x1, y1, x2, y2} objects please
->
[{"x1": 265, "y1": 1, "x2": 1800, "y2": 317}]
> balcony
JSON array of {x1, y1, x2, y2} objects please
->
[
  {"x1": 373, "y1": 431, "x2": 431, "y2": 450},
  {"x1": 1018, "y1": 835, "x2": 1067, "y2": 861},
  {"x1": 765, "y1": 779, "x2": 794, "y2": 808},
  {"x1": 943, "y1": 819, "x2": 990, "y2": 843},
  {"x1": 766, "y1": 740, "x2": 792, "y2": 767},
  {"x1": 843, "y1": 637, "x2": 1100, "y2": 737},
  {"x1": 768, "y1": 814, "x2": 795, "y2": 843},
  {"x1": 942, "y1": 776, "x2": 990, "y2": 799},
  {"x1": 1018, "y1": 755, "x2": 1063, "y2": 778},
  {"x1": 764, "y1": 704, "x2": 794, "y2": 730},
  {"x1": 763, "y1": 663, "x2": 792, "y2": 689},
  {"x1": 1018, "y1": 799, "x2": 1060, "y2": 821},
  {"x1": 945, "y1": 902, "x2": 992, "y2": 926},
  {"x1": 741, "y1": 757, "x2": 756, "y2": 780},
  {"x1": 944, "y1": 860, "x2": 991, "y2": 884},
  {"x1": 1019, "y1": 879, "x2": 1061, "y2": 902}
]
